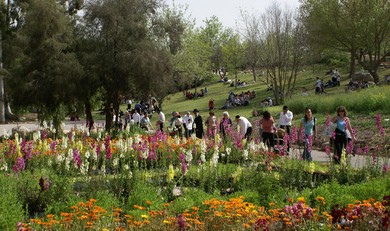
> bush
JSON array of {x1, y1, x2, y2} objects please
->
[{"x1": 0, "y1": 174, "x2": 25, "y2": 230}]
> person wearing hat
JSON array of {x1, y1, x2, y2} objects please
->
[
  {"x1": 235, "y1": 115, "x2": 252, "y2": 140},
  {"x1": 193, "y1": 109, "x2": 204, "y2": 139}
]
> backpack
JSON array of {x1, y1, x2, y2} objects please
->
[{"x1": 313, "y1": 117, "x2": 316, "y2": 131}]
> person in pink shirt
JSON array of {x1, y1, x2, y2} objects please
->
[{"x1": 260, "y1": 111, "x2": 277, "y2": 151}]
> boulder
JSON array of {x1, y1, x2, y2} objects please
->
[{"x1": 350, "y1": 73, "x2": 374, "y2": 82}]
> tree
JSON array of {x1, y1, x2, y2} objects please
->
[
  {"x1": 7, "y1": 0, "x2": 82, "y2": 134},
  {"x1": 240, "y1": 9, "x2": 262, "y2": 82},
  {"x1": 84, "y1": 0, "x2": 182, "y2": 131},
  {"x1": 258, "y1": 3, "x2": 305, "y2": 105},
  {"x1": 222, "y1": 33, "x2": 244, "y2": 89},
  {"x1": 300, "y1": 0, "x2": 390, "y2": 82}
]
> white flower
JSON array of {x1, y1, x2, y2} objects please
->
[
  {"x1": 113, "y1": 158, "x2": 119, "y2": 167},
  {"x1": 123, "y1": 164, "x2": 130, "y2": 171},
  {"x1": 185, "y1": 149, "x2": 193, "y2": 163},
  {"x1": 142, "y1": 149, "x2": 149, "y2": 159},
  {"x1": 116, "y1": 139, "x2": 124, "y2": 153},
  {"x1": 85, "y1": 151, "x2": 90, "y2": 159},
  {"x1": 91, "y1": 149, "x2": 98, "y2": 160},
  {"x1": 243, "y1": 150, "x2": 249, "y2": 160},
  {"x1": 200, "y1": 154, "x2": 206, "y2": 163},
  {"x1": 2, "y1": 129, "x2": 9, "y2": 139},
  {"x1": 56, "y1": 154, "x2": 63, "y2": 163},
  {"x1": 101, "y1": 164, "x2": 106, "y2": 175},
  {"x1": 226, "y1": 147, "x2": 231, "y2": 156},
  {"x1": 0, "y1": 162, "x2": 8, "y2": 171}
]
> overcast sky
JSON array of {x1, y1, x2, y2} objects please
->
[{"x1": 165, "y1": 0, "x2": 301, "y2": 29}]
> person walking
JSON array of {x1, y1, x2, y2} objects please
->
[
  {"x1": 235, "y1": 115, "x2": 252, "y2": 140},
  {"x1": 219, "y1": 111, "x2": 232, "y2": 140},
  {"x1": 260, "y1": 111, "x2": 277, "y2": 152},
  {"x1": 299, "y1": 107, "x2": 316, "y2": 161},
  {"x1": 279, "y1": 105, "x2": 293, "y2": 152},
  {"x1": 331, "y1": 106, "x2": 356, "y2": 164},
  {"x1": 183, "y1": 111, "x2": 193, "y2": 138},
  {"x1": 205, "y1": 111, "x2": 217, "y2": 138},
  {"x1": 156, "y1": 108, "x2": 165, "y2": 132},
  {"x1": 140, "y1": 111, "x2": 152, "y2": 131},
  {"x1": 193, "y1": 109, "x2": 204, "y2": 139}
]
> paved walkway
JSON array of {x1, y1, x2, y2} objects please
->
[{"x1": 1, "y1": 120, "x2": 388, "y2": 168}]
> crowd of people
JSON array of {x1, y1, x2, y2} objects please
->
[{"x1": 115, "y1": 95, "x2": 355, "y2": 164}]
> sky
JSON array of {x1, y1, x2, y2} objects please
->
[{"x1": 165, "y1": 0, "x2": 301, "y2": 29}]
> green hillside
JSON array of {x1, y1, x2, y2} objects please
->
[{"x1": 161, "y1": 67, "x2": 390, "y2": 121}]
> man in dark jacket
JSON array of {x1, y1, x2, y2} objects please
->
[{"x1": 193, "y1": 109, "x2": 204, "y2": 139}]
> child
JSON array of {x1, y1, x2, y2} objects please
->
[{"x1": 187, "y1": 118, "x2": 193, "y2": 137}]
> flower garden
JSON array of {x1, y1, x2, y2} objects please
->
[{"x1": 0, "y1": 114, "x2": 389, "y2": 230}]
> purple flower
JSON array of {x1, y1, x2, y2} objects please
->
[
  {"x1": 307, "y1": 135, "x2": 313, "y2": 153},
  {"x1": 177, "y1": 214, "x2": 186, "y2": 231},
  {"x1": 73, "y1": 149, "x2": 82, "y2": 168},
  {"x1": 325, "y1": 144, "x2": 330, "y2": 156},
  {"x1": 346, "y1": 142, "x2": 353, "y2": 154},
  {"x1": 179, "y1": 153, "x2": 187, "y2": 175},
  {"x1": 96, "y1": 144, "x2": 101, "y2": 157},
  {"x1": 12, "y1": 157, "x2": 25, "y2": 174},
  {"x1": 50, "y1": 141, "x2": 57, "y2": 153},
  {"x1": 383, "y1": 164, "x2": 389, "y2": 173},
  {"x1": 299, "y1": 127, "x2": 305, "y2": 143},
  {"x1": 39, "y1": 177, "x2": 51, "y2": 191},
  {"x1": 290, "y1": 126, "x2": 298, "y2": 144},
  {"x1": 364, "y1": 145, "x2": 369, "y2": 155},
  {"x1": 105, "y1": 135, "x2": 112, "y2": 159}
]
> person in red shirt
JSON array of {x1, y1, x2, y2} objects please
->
[{"x1": 260, "y1": 111, "x2": 277, "y2": 151}]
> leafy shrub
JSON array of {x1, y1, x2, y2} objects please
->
[{"x1": 0, "y1": 174, "x2": 25, "y2": 230}]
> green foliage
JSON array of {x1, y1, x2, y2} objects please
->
[
  {"x1": 300, "y1": 176, "x2": 390, "y2": 211},
  {"x1": 319, "y1": 51, "x2": 349, "y2": 67},
  {"x1": 287, "y1": 85, "x2": 390, "y2": 114},
  {"x1": 0, "y1": 174, "x2": 25, "y2": 230},
  {"x1": 16, "y1": 170, "x2": 74, "y2": 217}
]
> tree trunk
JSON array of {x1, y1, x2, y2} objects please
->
[
  {"x1": 0, "y1": 31, "x2": 5, "y2": 123},
  {"x1": 368, "y1": 69, "x2": 379, "y2": 83},
  {"x1": 104, "y1": 101, "x2": 112, "y2": 132},
  {"x1": 85, "y1": 99, "x2": 94, "y2": 132},
  {"x1": 113, "y1": 98, "x2": 120, "y2": 129},
  {"x1": 349, "y1": 50, "x2": 357, "y2": 77},
  {"x1": 251, "y1": 66, "x2": 257, "y2": 82}
]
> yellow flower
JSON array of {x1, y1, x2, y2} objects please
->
[
  {"x1": 163, "y1": 220, "x2": 172, "y2": 225},
  {"x1": 340, "y1": 149, "x2": 346, "y2": 165},
  {"x1": 308, "y1": 162, "x2": 315, "y2": 174},
  {"x1": 141, "y1": 214, "x2": 149, "y2": 219},
  {"x1": 167, "y1": 164, "x2": 175, "y2": 182},
  {"x1": 297, "y1": 197, "x2": 306, "y2": 203}
]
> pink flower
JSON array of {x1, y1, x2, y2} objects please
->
[
  {"x1": 307, "y1": 135, "x2": 313, "y2": 153},
  {"x1": 73, "y1": 149, "x2": 82, "y2": 168},
  {"x1": 105, "y1": 135, "x2": 112, "y2": 159},
  {"x1": 364, "y1": 145, "x2": 369, "y2": 155},
  {"x1": 12, "y1": 157, "x2": 25, "y2": 174},
  {"x1": 177, "y1": 214, "x2": 186, "y2": 231},
  {"x1": 290, "y1": 126, "x2": 298, "y2": 144},
  {"x1": 383, "y1": 164, "x2": 389, "y2": 173},
  {"x1": 325, "y1": 144, "x2": 330, "y2": 156}
]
